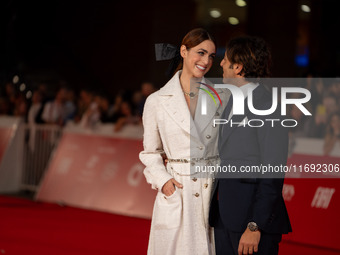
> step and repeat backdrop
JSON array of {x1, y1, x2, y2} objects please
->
[
  {"x1": 36, "y1": 131, "x2": 155, "y2": 219},
  {"x1": 0, "y1": 117, "x2": 23, "y2": 192}
]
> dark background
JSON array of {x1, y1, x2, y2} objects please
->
[{"x1": 1, "y1": 0, "x2": 339, "y2": 95}]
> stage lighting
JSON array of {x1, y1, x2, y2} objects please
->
[
  {"x1": 236, "y1": 0, "x2": 247, "y2": 7},
  {"x1": 228, "y1": 17, "x2": 239, "y2": 25},
  {"x1": 210, "y1": 9, "x2": 221, "y2": 18}
]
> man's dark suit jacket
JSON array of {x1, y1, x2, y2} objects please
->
[{"x1": 209, "y1": 84, "x2": 292, "y2": 234}]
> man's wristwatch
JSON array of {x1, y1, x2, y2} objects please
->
[{"x1": 247, "y1": 222, "x2": 259, "y2": 232}]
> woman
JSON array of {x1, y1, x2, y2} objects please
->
[{"x1": 139, "y1": 28, "x2": 228, "y2": 255}]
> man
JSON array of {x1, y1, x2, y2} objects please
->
[{"x1": 209, "y1": 36, "x2": 292, "y2": 255}]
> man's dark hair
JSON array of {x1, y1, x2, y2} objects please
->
[{"x1": 226, "y1": 36, "x2": 272, "y2": 78}]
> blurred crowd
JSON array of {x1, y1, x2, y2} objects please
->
[
  {"x1": 288, "y1": 76, "x2": 340, "y2": 155},
  {"x1": 1, "y1": 76, "x2": 340, "y2": 155},
  {"x1": 0, "y1": 80, "x2": 156, "y2": 132}
]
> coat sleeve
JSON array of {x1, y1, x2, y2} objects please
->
[
  {"x1": 139, "y1": 94, "x2": 173, "y2": 191},
  {"x1": 251, "y1": 101, "x2": 289, "y2": 230}
]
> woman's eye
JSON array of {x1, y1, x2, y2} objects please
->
[
  {"x1": 198, "y1": 52, "x2": 204, "y2": 56},
  {"x1": 209, "y1": 55, "x2": 215, "y2": 59}
]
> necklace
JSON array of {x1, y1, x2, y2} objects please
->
[{"x1": 183, "y1": 90, "x2": 198, "y2": 98}]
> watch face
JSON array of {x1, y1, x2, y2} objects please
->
[{"x1": 248, "y1": 222, "x2": 258, "y2": 231}]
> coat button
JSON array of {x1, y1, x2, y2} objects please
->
[
  {"x1": 191, "y1": 162, "x2": 195, "y2": 166},
  {"x1": 198, "y1": 146, "x2": 203, "y2": 150},
  {"x1": 206, "y1": 135, "x2": 211, "y2": 139},
  {"x1": 204, "y1": 183, "x2": 208, "y2": 189},
  {"x1": 192, "y1": 177, "x2": 197, "y2": 182},
  {"x1": 194, "y1": 193, "x2": 200, "y2": 197}
]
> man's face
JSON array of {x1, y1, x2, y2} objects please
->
[
  {"x1": 220, "y1": 53, "x2": 234, "y2": 78},
  {"x1": 220, "y1": 52, "x2": 241, "y2": 86}
]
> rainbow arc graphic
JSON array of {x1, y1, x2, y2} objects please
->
[{"x1": 196, "y1": 82, "x2": 222, "y2": 107}]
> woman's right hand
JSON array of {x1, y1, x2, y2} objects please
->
[{"x1": 162, "y1": 178, "x2": 183, "y2": 196}]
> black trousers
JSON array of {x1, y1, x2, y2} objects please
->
[{"x1": 214, "y1": 211, "x2": 282, "y2": 255}]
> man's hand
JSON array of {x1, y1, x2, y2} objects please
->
[
  {"x1": 161, "y1": 178, "x2": 183, "y2": 196},
  {"x1": 238, "y1": 228, "x2": 261, "y2": 255}
]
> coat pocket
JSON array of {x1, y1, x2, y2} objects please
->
[{"x1": 152, "y1": 188, "x2": 182, "y2": 229}]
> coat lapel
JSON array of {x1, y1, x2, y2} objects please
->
[
  {"x1": 158, "y1": 71, "x2": 198, "y2": 138},
  {"x1": 194, "y1": 84, "x2": 227, "y2": 136}
]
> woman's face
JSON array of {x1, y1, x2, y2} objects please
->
[{"x1": 181, "y1": 40, "x2": 216, "y2": 78}]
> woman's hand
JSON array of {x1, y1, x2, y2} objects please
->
[
  {"x1": 161, "y1": 153, "x2": 168, "y2": 167},
  {"x1": 162, "y1": 178, "x2": 183, "y2": 196}
]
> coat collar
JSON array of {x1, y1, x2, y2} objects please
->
[
  {"x1": 194, "y1": 79, "x2": 228, "y2": 136},
  {"x1": 158, "y1": 71, "x2": 227, "y2": 143},
  {"x1": 158, "y1": 71, "x2": 181, "y2": 96},
  {"x1": 158, "y1": 71, "x2": 198, "y2": 140}
]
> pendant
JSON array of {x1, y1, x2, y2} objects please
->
[{"x1": 189, "y1": 92, "x2": 196, "y2": 98}]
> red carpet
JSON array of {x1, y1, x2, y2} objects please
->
[
  {"x1": 0, "y1": 196, "x2": 338, "y2": 255},
  {"x1": 0, "y1": 196, "x2": 149, "y2": 255}
]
